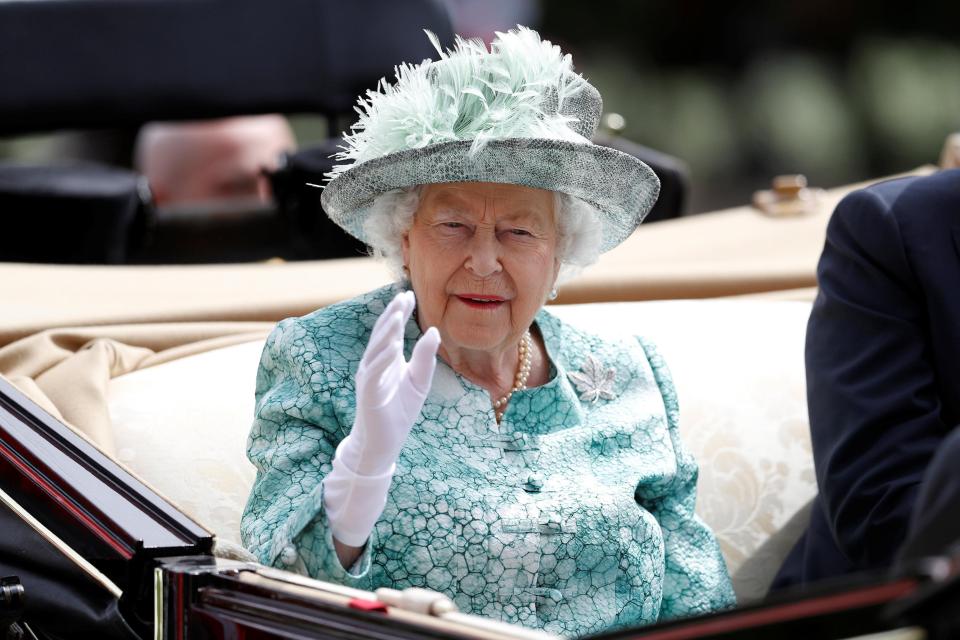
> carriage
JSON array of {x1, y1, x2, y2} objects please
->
[{"x1": 1, "y1": 1, "x2": 957, "y2": 637}]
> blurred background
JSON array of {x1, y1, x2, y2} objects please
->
[
  {"x1": 1, "y1": 0, "x2": 958, "y2": 262},
  {"x1": 535, "y1": 0, "x2": 960, "y2": 212}
]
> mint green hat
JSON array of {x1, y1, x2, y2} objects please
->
[{"x1": 320, "y1": 26, "x2": 660, "y2": 253}]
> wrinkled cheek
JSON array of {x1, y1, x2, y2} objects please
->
[
  {"x1": 410, "y1": 278, "x2": 441, "y2": 327},
  {"x1": 515, "y1": 258, "x2": 556, "y2": 300},
  {"x1": 407, "y1": 271, "x2": 448, "y2": 331}
]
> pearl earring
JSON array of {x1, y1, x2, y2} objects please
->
[{"x1": 548, "y1": 288, "x2": 558, "y2": 301}]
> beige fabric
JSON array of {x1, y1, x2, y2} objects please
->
[
  {"x1": 0, "y1": 259, "x2": 392, "y2": 347},
  {"x1": 3, "y1": 338, "x2": 152, "y2": 454},
  {"x1": 0, "y1": 322, "x2": 272, "y2": 454},
  {"x1": 0, "y1": 169, "x2": 932, "y2": 348},
  {"x1": 724, "y1": 286, "x2": 818, "y2": 302},
  {"x1": 104, "y1": 298, "x2": 814, "y2": 602}
]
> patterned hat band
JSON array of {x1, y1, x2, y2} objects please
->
[{"x1": 322, "y1": 138, "x2": 659, "y2": 253}]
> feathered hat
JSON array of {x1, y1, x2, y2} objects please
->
[{"x1": 320, "y1": 26, "x2": 660, "y2": 253}]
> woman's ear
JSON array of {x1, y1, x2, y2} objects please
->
[{"x1": 401, "y1": 233, "x2": 411, "y2": 272}]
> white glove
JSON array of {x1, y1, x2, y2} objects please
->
[{"x1": 323, "y1": 290, "x2": 441, "y2": 547}]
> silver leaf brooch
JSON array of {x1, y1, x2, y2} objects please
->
[{"x1": 567, "y1": 354, "x2": 617, "y2": 403}]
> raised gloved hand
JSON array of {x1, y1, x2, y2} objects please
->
[{"x1": 323, "y1": 290, "x2": 441, "y2": 548}]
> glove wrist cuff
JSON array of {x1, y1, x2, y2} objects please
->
[
  {"x1": 323, "y1": 440, "x2": 396, "y2": 547},
  {"x1": 336, "y1": 426, "x2": 396, "y2": 477},
  {"x1": 332, "y1": 437, "x2": 397, "y2": 481}
]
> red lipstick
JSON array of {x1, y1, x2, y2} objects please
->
[{"x1": 455, "y1": 294, "x2": 506, "y2": 309}]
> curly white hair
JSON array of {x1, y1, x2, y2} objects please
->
[{"x1": 361, "y1": 186, "x2": 603, "y2": 287}]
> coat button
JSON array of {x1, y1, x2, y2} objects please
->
[
  {"x1": 531, "y1": 587, "x2": 563, "y2": 604},
  {"x1": 523, "y1": 473, "x2": 544, "y2": 493},
  {"x1": 279, "y1": 544, "x2": 298, "y2": 566}
]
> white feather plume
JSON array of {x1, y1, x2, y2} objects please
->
[{"x1": 327, "y1": 26, "x2": 590, "y2": 180}]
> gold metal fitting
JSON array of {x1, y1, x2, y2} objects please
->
[{"x1": 752, "y1": 174, "x2": 825, "y2": 217}]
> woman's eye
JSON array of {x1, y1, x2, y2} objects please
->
[
  {"x1": 442, "y1": 222, "x2": 464, "y2": 229},
  {"x1": 509, "y1": 228, "x2": 532, "y2": 237}
]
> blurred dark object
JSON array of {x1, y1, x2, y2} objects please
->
[
  {"x1": 593, "y1": 110, "x2": 688, "y2": 222},
  {"x1": 0, "y1": 0, "x2": 690, "y2": 264},
  {"x1": 593, "y1": 133, "x2": 689, "y2": 222},
  {"x1": 269, "y1": 140, "x2": 369, "y2": 260},
  {"x1": 0, "y1": 0, "x2": 453, "y2": 264},
  {"x1": 47, "y1": 129, "x2": 141, "y2": 169},
  {"x1": 130, "y1": 198, "x2": 288, "y2": 264},
  {"x1": 0, "y1": 499, "x2": 139, "y2": 640},
  {"x1": 0, "y1": 0, "x2": 454, "y2": 136},
  {"x1": 886, "y1": 556, "x2": 960, "y2": 640},
  {"x1": 0, "y1": 164, "x2": 152, "y2": 264},
  {"x1": 440, "y1": 0, "x2": 542, "y2": 43},
  {"x1": 0, "y1": 577, "x2": 24, "y2": 637}
]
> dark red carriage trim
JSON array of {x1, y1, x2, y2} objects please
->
[
  {"x1": 0, "y1": 376, "x2": 212, "y2": 559},
  {"x1": 616, "y1": 579, "x2": 919, "y2": 640},
  {"x1": 0, "y1": 436, "x2": 134, "y2": 558}
]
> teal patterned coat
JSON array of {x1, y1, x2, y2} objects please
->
[{"x1": 241, "y1": 284, "x2": 734, "y2": 637}]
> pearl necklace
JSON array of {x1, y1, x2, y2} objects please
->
[{"x1": 493, "y1": 330, "x2": 532, "y2": 423}]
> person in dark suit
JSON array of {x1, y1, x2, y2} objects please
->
[{"x1": 773, "y1": 167, "x2": 960, "y2": 589}]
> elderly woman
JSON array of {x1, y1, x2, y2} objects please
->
[{"x1": 242, "y1": 27, "x2": 734, "y2": 636}]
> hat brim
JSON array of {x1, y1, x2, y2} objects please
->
[{"x1": 320, "y1": 138, "x2": 660, "y2": 253}]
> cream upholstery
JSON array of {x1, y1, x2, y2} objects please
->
[{"x1": 107, "y1": 298, "x2": 815, "y2": 603}]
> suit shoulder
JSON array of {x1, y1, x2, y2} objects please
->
[
  {"x1": 837, "y1": 169, "x2": 960, "y2": 224},
  {"x1": 889, "y1": 168, "x2": 960, "y2": 228},
  {"x1": 829, "y1": 169, "x2": 960, "y2": 251},
  {"x1": 830, "y1": 176, "x2": 913, "y2": 230}
]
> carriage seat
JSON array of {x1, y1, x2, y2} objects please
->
[{"x1": 106, "y1": 298, "x2": 816, "y2": 603}]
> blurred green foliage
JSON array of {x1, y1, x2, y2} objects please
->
[
  {"x1": 572, "y1": 37, "x2": 960, "y2": 211},
  {"x1": 853, "y1": 37, "x2": 960, "y2": 167}
]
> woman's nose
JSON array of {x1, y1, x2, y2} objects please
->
[{"x1": 464, "y1": 231, "x2": 502, "y2": 278}]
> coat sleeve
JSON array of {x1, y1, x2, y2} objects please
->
[
  {"x1": 240, "y1": 317, "x2": 377, "y2": 589},
  {"x1": 635, "y1": 337, "x2": 736, "y2": 620},
  {"x1": 808, "y1": 187, "x2": 946, "y2": 569}
]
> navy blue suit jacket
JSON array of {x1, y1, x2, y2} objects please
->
[{"x1": 774, "y1": 168, "x2": 960, "y2": 588}]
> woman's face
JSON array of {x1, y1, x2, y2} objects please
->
[{"x1": 402, "y1": 182, "x2": 560, "y2": 354}]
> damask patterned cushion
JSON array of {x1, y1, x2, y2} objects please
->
[
  {"x1": 551, "y1": 301, "x2": 815, "y2": 601},
  {"x1": 107, "y1": 299, "x2": 814, "y2": 600}
]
